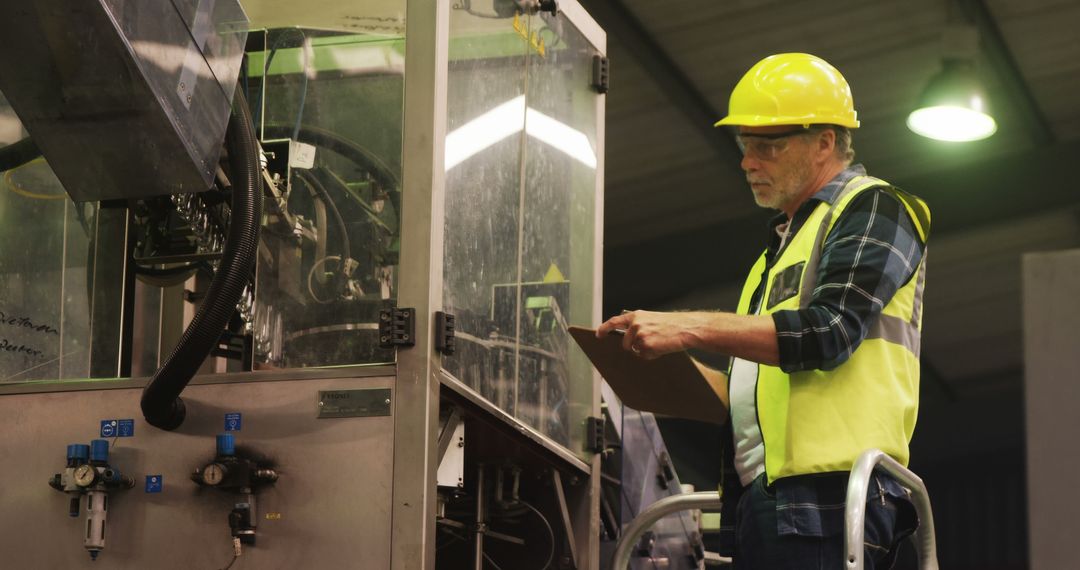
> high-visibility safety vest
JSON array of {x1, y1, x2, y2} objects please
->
[{"x1": 735, "y1": 175, "x2": 931, "y2": 484}]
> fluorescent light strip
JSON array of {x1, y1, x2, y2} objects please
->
[
  {"x1": 445, "y1": 95, "x2": 597, "y2": 170},
  {"x1": 444, "y1": 95, "x2": 526, "y2": 170},
  {"x1": 525, "y1": 107, "x2": 598, "y2": 168}
]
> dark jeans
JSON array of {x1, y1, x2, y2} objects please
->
[{"x1": 733, "y1": 473, "x2": 917, "y2": 570}]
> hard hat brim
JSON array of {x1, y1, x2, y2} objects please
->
[{"x1": 714, "y1": 114, "x2": 860, "y2": 129}]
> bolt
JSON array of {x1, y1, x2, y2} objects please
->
[
  {"x1": 384, "y1": 398, "x2": 391, "y2": 405},
  {"x1": 318, "y1": 401, "x2": 324, "y2": 407}
]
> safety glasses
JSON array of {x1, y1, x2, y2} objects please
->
[{"x1": 735, "y1": 128, "x2": 813, "y2": 160}]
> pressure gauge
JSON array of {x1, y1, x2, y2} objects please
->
[
  {"x1": 202, "y1": 463, "x2": 227, "y2": 486},
  {"x1": 73, "y1": 464, "x2": 96, "y2": 487}
]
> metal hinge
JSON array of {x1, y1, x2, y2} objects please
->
[
  {"x1": 435, "y1": 311, "x2": 455, "y2": 355},
  {"x1": 379, "y1": 307, "x2": 415, "y2": 348},
  {"x1": 586, "y1": 416, "x2": 605, "y2": 453},
  {"x1": 656, "y1": 451, "x2": 675, "y2": 490},
  {"x1": 591, "y1": 55, "x2": 609, "y2": 94}
]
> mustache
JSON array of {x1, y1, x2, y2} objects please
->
[{"x1": 747, "y1": 176, "x2": 771, "y2": 185}]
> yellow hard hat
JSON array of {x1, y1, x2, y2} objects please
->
[{"x1": 715, "y1": 53, "x2": 860, "y2": 129}]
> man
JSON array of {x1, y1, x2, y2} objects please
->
[{"x1": 597, "y1": 53, "x2": 928, "y2": 569}]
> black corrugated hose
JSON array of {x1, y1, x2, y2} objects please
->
[
  {"x1": 0, "y1": 137, "x2": 42, "y2": 172},
  {"x1": 140, "y1": 91, "x2": 263, "y2": 430}
]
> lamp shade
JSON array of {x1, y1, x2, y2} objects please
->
[{"x1": 907, "y1": 60, "x2": 997, "y2": 142}]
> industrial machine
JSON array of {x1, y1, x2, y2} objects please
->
[{"x1": 0, "y1": 0, "x2": 614, "y2": 567}]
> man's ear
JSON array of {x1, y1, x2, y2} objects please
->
[{"x1": 815, "y1": 128, "x2": 837, "y2": 162}]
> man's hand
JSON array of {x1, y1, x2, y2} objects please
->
[
  {"x1": 596, "y1": 310, "x2": 694, "y2": 359},
  {"x1": 596, "y1": 310, "x2": 782, "y2": 366}
]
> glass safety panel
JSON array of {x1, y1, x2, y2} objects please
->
[
  {"x1": 442, "y1": 8, "x2": 601, "y2": 456},
  {"x1": 242, "y1": 1, "x2": 406, "y2": 368},
  {"x1": 519, "y1": 11, "x2": 600, "y2": 454},
  {"x1": 1, "y1": 0, "x2": 408, "y2": 385},
  {"x1": 0, "y1": 94, "x2": 128, "y2": 384},
  {"x1": 441, "y1": 5, "x2": 530, "y2": 422}
]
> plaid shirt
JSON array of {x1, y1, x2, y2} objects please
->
[
  {"x1": 766, "y1": 164, "x2": 926, "y2": 372},
  {"x1": 717, "y1": 165, "x2": 926, "y2": 553}
]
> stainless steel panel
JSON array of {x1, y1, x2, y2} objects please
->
[{"x1": 0, "y1": 375, "x2": 395, "y2": 569}]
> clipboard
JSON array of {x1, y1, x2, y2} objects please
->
[{"x1": 569, "y1": 326, "x2": 729, "y2": 425}]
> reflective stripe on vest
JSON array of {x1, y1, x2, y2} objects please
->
[{"x1": 798, "y1": 177, "x2": 928, "y2": 356}]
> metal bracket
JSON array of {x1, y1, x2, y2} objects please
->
[
  {"x1": 591, "y1": 55, "x2": 609, "y2": 94},
  {"x1": 434, "y1": 311, "x2": 455, "y2": 355},
  {"x1": 379, "y1": 307, "x2": 415, "y2": 348},
  {"x1": 586, "y1": 416, "x2": 604, "y2": 453},
  {"x1": 551, "y1": 469, "x2": 579, "y2": 569}
]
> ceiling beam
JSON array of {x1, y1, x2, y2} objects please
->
[
  {"x1": 603, "y1": 137, "x2": 1080, "y2": 314},
  {"x1": 957, "y1": 0, "x2": 1055, "y2": 146},
  {"x1": 577, "y1": 0, "x2": 743, "y2": 163}
]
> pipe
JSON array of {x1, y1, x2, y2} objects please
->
[
  {"x1": 0, "y1": 137, "x2": 41, "y2": 172},
  {"x1": 474, "y1": 464, "x2": 485, "y2": 570},
  {"x1": 611, "y1": 492, "x2": 722, "y2": 569},
  {"x1": 845, "y1": 449, "x2": 938, "y2": 570},
  {"x1": 311, "y1": 188, "x2": 329, "y2": 284},
  {"x1": 297, "y1": 168, "x2": 351, "y2": 282},
  {"x1": 140, "y1": 90, "x2": 263, "y2": 430},
  {"x1": 261, "y1": 124, "x2": 400, "y2": 214}
]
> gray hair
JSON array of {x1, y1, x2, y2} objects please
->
[
  {"x1": 811, "y1": 125, "x2": 855, "y2": 165},
  {"x1": 833, "y1": 126, "x2": 855, "y2": 165}
]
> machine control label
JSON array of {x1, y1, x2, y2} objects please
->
[
  {"x1": 289, "y1": 140, "x2": 316, "y2": 169},
  {"x1": 100, "y1": 419, "x2": 135, "y2": 438},
  {"x1": 225, "y1": 413, "x2": 242, "y2": 431},
  {"x1": 145, "y1": 475, "x2": 163, "y2": 493},
  {"x1": 317, "y1": 388, "x2": 392, "y2": 418},
  {"x1": 117, "y1": 419, "x2": 135, "y2": 437}
]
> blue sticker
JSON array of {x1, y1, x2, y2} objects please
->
[
  {"x1": 145, "y1": 475, "x2": 163, "y2": 493},
  {"x1": 117, "y1": 419, "x2": 135, "y2": 437},
  {"x1": 100, "y1": 420, "x2": 117, "y2": 438},
  {"x1": 225, "y1": 413, "x2": 242, "y2": 432}
]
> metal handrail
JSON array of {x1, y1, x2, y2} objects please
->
[
  {"x1": 613, "y1": 451, "x2": 937, "y2": 570},
  {"x1": 611, "y1": 491, "x2": 723, "y2": 569},
  {"x1": 845, "y1": 449, "x2": 938, "y2": 570}
]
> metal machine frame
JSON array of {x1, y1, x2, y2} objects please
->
[
  {"x1": 0, "y1": 1, "x2": 606, "y2": 568},
  {"x1": 392, "y1": 1, "x2": 606, "y2": 566}
]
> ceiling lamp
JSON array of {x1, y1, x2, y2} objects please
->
[{"x1": 907, "y1": 59, "x2": 997, "y2": 142}]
